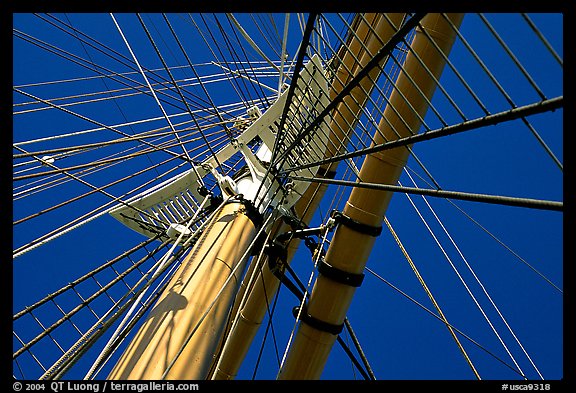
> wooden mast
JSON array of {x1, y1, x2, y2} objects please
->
[
  {"x1": 108, "y1": 201, "x2": 258, "y2": 379},
  {"x1": 278, "y1": 13, "x2": 465, "y2": 379},
  {"x1": 210, "y1": 13, "x2": 407, "y2": 380}
]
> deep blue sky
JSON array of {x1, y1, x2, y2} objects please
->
[{"x1": 12, "y1": 12, "x2": 564, "y2": 382}]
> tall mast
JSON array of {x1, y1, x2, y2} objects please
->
[
  {"x1": 210, "y1": 13, "x2": 408, "y2": 380},
  {"x1": 108, "y1": 201, "x2": 259, "y2": 379},
  {"x1": 107, "y1": 35, "x2": 334, "y2": 379},
  {"x1": 278, "y1": 13, "x2": 465, "y2": 379}
]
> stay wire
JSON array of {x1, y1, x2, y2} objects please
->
[
  {"x1": 223, "y1": 14, "x2": 271, "y2": 108},
  {"x1": 404, "y1": 170, "x2": 544, "y2": 379},
  {"x1": 84, "y1": 194, "x2": 214, "y2": 380},
  {"x1": 63, "y1": 13, "x2": 161, "y2": 179},
  {"x1": 520, "y1": 13, "x2": 562, "y2": 67},
  {"x1": 112, "y1": 13, "x2": 204, "y2": 189},
  {"x1": 137, "y1": 13, "x2": 223, "y2": 174},
  {"x1": 253, "y1": 13, "x2": 318, "y2": 213},
  {"x1": 439, "y1": 13, "x2": 562, "y2": 172},
  {"x1": 251, "y1": 259, "x2": 284, "y2": 378},
  {"x1": 14, "y1": 25, "x2": 191, "y2": 116},
  {"x1": 163, "y1": 13, "x2": 234, "y2": 169},
  {"x1": 365, "y1": 267, "x2": 527, "y2": 379},
  {"x1": 188, "y1": 14, "x2": 249, "y2": 112},
  {"x1": 12, "y1": 143, "x2": 202, "y2": 259},
  {"x1": 400, "y1": 177, "x2": 528, "y2": 380},
  {"x1": 384, "y1": 216, "x2": 481, "y2": 379},
  {"x1": 267, "y1": 219, "x2": 374, "y2": 380},
  {"x1": 213, "y1": 14, "x2": 258, "y2": 106},
  {"x1": 276, "y1": 216, "x2": 329, "y2": 378},
  {"x1": 37, "y1": 13, "x2": 218, "y2": 115},
  {"x1": 403, "y1": 165, "x2": 562, "y2": 293}
]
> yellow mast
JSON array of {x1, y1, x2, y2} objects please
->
[
  {"x1": 278, "y1": 13, "x2": 465, "y2": 379},
  {"x1": 108, "y1": 201, "x2": 258, "y2": 379},
  {"x1": 210, "y1": 13, "x2": 407, "y2": 380}
]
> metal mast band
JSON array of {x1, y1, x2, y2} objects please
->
[
  {"x1": 317, "y1": 258, "x2": 365, "y2": 287},
  {"x1": 292, "y1": 305, "x2": 344, "y2": 335},
  {"x1": 330, "y1": 210, "x2": 383, "y2": 237}
]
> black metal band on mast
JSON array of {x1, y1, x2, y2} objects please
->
[
  {"x1": 292, "y1": 304, "x2": 343, "y2": 335},
  {"x1": 330, "y1": 210, "x2": 383, "y2": 237},
  {"x1": 317, "y1": 259, "x2": 365, "y2": 288}
]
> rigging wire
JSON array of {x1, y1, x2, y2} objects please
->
[
  {"x1": 227, "y1": 13, "x2": 281, "y2": 74},
  {"x1": 194, "y1": 14, "x2": 250, "y2": 110},
  {"x1": 38, "y1": 239, "x2": 183, "y2": 380},
  {"x1": 209, "y1": 62, "x2": 279, "y2": 94},
  {"x1": 162, "y1": 13, "x2": 238, "y2": 169},
  {"x1": 222, "y1": 14, "x2": 272, "y2": 108},
  {"x1": 402, "y1": 164, "x2": 562, "y2": 294},
  {"x1": 213, "y1": 14, "x2": 259, "y2": 106},
  {"x1": 289, "y1": 175, "x2": 563, "y2": 212},
  {"x1": 14, "y1": 92, "x2": 259, "y2": 158},
  {"x1": 251, "y1": 13, "x2": 318, "y2": 214},
  {"x1": 14, "y1": 234, "x2": 168, "y2": 360},
  {"x1": 439, "y1": 13, "x2": 562, "y2": 172},
  {"x1": 137, "y1": 13, "x2": 224, "y2": 175},
  {"x1": 112, "y1": 13, "x2": 202, "y2": 186},
  {"x1": 384, "y1": 216, "x2": 481, "y2": 379},
  {"x1": 477, "y1": 13, "x2": 546, "y2": 101},
  {"x1": 13, "y1": 125, "x2": 229, "y2": 204},
  {"x1": 404, "y1": 170, "x2": 545, "y2": 379},
  {"x1": 88, "y1": 257, "x2": 183, "y2": 380},
  {"x1": 14, "y1": 96, "x2": 264, "y2": 201},
  {"x1": 13, "y1": 88, "x2": 190, "y2": 167},
  {"x1": 15, "y1": 18, "x2": 249, "y2": 134},
  {"x1": 365, "y1": 267, "x2": 527, "y2": 378},
  {"x1": 278, "y1": 14, "x2": 290, "y2": 97},
  {"x1": 224, "y1": 226, "x2": 284, "y2": 378},
  {"x1": 272, "y1": 13, "x2": 427, "y2": 170},
  {"x1": 13, "y1": 119, "x2": 214, "y2": 160},
  {"x1": 250, "y1": 14, "x2": 282, "y2": 60},
  {"x1": 399, "y1": 178, "x2": 528, "y2": 379},
  {"x1": 282, "y1": 96, "x2": 563, "y2": 174},
  {"x1": 13, "y1": 27, "x2": 189, "y2": 115},
  {"x1": 13, "y1": 73, "x2": 235, "y2": 116},
  {"x1": 13, "y1": 129, "x2": 206, "y2": 182},
  {"x1": 63, "y1": 12, "x2": 161, "y2": 182},
  {"x1": 13, "y1": 63, "x2": 191, "y2": 90},
  {"x1": 343, "y1": 318, "x2": 377, "y2": 380},
  {"x1": 13, "y1": 235, "x2": 161, "y2": 322},
  {"x1": 14, "y1": 152, "x2": 184, "y2": 226},
  {"x1": 251, "y1": 283, "x2": 283, "y2": 379},
  {"x1": 276, "y1": 218, "x2": 330, "y2": 377},
  {"x1": 12, "y1": 148, "x2": 197, "y2": 258},
  {"x1": 34, "y1": 13, "x2": 221, "y2": 115},
  {"x1": 521, "y1": 13, "x2": 562, "y2": 67}
]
